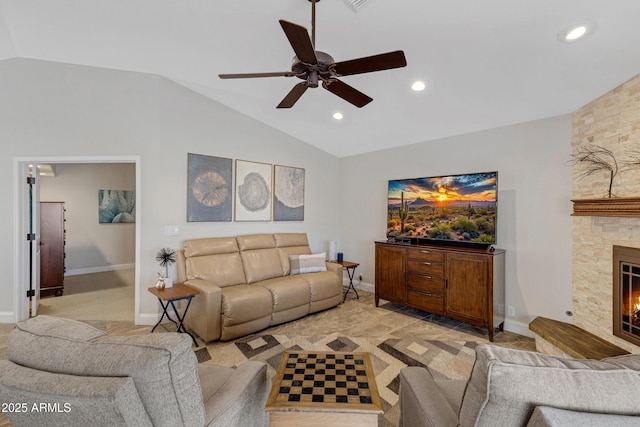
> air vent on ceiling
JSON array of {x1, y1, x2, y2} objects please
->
[{"x1": 343, "y1": 0, "x2": 377, "y2": 12}]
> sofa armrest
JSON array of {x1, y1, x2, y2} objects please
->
[
  {"x1": 0, "y1": 360, "x2": 152, "y2": 427},
  {"x1": 200, "y1": 361, "x2": 269, "y2": 427},
  {"x1": 325, "y1": 262, "x2": 342, "y2": 280},
  {"x1": 527, "y1": 406, "x2": 640, "y2": 427},
  {"x1": 399, "y1": 367, "x2": 459, "y2": 427},
  {"x1": 183, "y1": 278, "x2": 223, "y2": 342}
]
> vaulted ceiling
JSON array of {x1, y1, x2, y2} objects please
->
[{"x1": 1, "y1": 1, "x2": 639, "y2": 157}]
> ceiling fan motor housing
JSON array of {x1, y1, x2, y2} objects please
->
[{"x1": 292, "y1": 51, "x2": 335, "y2": 87}]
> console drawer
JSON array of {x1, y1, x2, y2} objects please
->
[
  {"x1": 407, "y1": 290, "x2": 444, "y2": 314},
  {"x1": 406, "y1": 249, "x2": 445, "y2": 263},
  {"x1": 407, "y1": 274, "x2": 445, "y2": 295},
  {"x1": 407, "y1": 259, "x2": 445, "y2": 276}
]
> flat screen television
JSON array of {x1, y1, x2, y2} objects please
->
[{"x1": 387, "y1": 171, "x2": 498, "y2": 248}]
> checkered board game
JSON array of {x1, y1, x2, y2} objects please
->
[{"x1": 265, "y1": 351, "x2": 383, "y2": 413}]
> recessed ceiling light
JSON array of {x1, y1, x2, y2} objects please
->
[
  {"x1": 557, "y1": 22, "x2": 594, "y2": 43},
  {"x1": 333, "y1": 112, "x2": 344, "y2": 120},
  {"x1": 411, "y1": 81, "x2": 426, "y2": 92}
]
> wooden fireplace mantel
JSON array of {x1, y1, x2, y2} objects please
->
[{"x1": 572, "y1": 197, "x2": 640, "y2": 217}]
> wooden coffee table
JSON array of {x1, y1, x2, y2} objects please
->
[{"x1": 265, "y1": 351, "x2": 383, "y2": 426}]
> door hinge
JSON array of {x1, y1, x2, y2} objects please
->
[
  {"x1": 26, "y1": 177, "x2": 36, "y2": 185},
  {"x1": 26, "y1": 289, "x2": 35, "y2": 298},
  {"x1": 26, "y1": 233, "x2": 36, "y2": 241}
]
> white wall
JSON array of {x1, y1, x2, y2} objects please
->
[
  {"x1": 339, "y1": 116, "x2": 574, "y2": 336},
  {"x1": 1, "y1": 57, "x2": 574, "y2": 333},
  {"x1": 39, "y1": 163, "x2": 136, "y2": 273},
  {"x1": 1, "y1": 58, "x2": 341, "y2": 322}
]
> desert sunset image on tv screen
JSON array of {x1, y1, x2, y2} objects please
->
[{"x1": 387, "y1": 172, "x2": 497, "y2": 244}]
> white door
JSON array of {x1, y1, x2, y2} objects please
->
[{"x1": 26, "y1": 164, "x2": 40, "y2": 317}]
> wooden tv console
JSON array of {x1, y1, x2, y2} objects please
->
[{"x1": 375, "y1": 241, "x2": 505, "y2": 341}]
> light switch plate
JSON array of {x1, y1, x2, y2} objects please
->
[{"x1": 164, "y1": 225, "x2": 179, "y2": 236}]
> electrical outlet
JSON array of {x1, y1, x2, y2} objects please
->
[
  {"x1": 507, "y1": 306, "x2": 515, "y2": 317},
  {"x1": 358, "y1": 274, "x2": 363, "y2": 282},
  {"x1": 106, "y1": 257, "x2": 111, "y2": 265}
]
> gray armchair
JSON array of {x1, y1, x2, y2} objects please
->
[
  {"x1": 0, "y1": 315, "x2": 269, "y2": 427},
  {"x1": 399, "y1": 344, "x2": 640, "y2": 427}
]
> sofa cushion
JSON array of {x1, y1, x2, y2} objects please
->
[
  {"x1": 183, "y1": 237, "x2": 238, "y2": 257},
  {"x1": 274, "y1": 233, "x2": 312, "y2": 275},
  {"x1": 221, "y1": 285, "x2": 273, "y2": 326},
  {"x1": 290, "y1": 253, "x2": 327, "y2": 275},
  {"x1": 526, "y1": 406, "x2": 640, "y2": 427},
  {"x1": 9, "y1": 316, "x2": 205, "y2": 427},
  {"x1": 236, "y1": 233, "x2": 276, "y2": 251},
  {"x1": 240, "y1": 248, "x2": 283, "y2": 283},
  {"x1": 258, "y1": 276, "x2": 311, "y2": 310},
  {"x1": 274, "y1": 233, "x2": 309, "y2": 248},
  {"x1": 459, "y1": 345, "x2": 640, "y2": 427},
  {"x1": 186, "y1": 252, "x2": 246, "y2": 287}
]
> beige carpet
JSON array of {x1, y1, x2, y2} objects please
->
[{"x1": 36, "y1": 268, "x2": 135, "y2": 321}]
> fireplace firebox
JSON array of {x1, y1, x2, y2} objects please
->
[{"x1": 613, "y1": 245, "x2": 640, "y2": 346}]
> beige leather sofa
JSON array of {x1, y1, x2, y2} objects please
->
[
  {"x1": 0, "y1": 315, "x2": 270, "y2": 427},
  {"x1": 176, "y1": 233, "x2": 343, "y2": 342}
]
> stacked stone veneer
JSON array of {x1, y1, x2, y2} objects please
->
[{"x1": 572, "y1": 73, "x2": 640, "y2": 354}]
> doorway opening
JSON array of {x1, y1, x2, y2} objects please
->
[{"x1": 14, "y1": 156, "x2": 141, "y2": 324}]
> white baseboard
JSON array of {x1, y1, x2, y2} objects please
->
[
  {"x1": 137, "y1": 312, "x2": 160, "y2": 326},
  {"x1": 65, "y1": 263, "x2": 135, "y2": 276},
  {"x1": 0, "y1": 311, "x2": 15, "y2": 323},
  {"x1": 504, "y1": 319, "x2": 535, "y2": 338}
]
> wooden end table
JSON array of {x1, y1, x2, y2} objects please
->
[
  {"x1": 335, "y1": 261, "x2": 360, "y2": 302},
  {"x1": 148, "y1": 283, "x2": 200, "y2": 347},
  {"x1": 265, "y1": 350, "x2": 383, "y2": 426}
]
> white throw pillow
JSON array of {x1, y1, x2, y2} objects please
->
[{"x1": 289, "y1": 253, "x2": 327, "y2": 275}]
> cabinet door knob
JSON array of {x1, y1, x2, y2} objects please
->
[
  {"x1": 420, "y1": 250, "x2": 430, "y2": 254},
  {"x1": 423, "y1": 262, "x2": 431, "y2": 265}
]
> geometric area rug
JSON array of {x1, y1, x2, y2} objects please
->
[{"x1": 205, "y1": 333, "x2": 479, "y2": 427}]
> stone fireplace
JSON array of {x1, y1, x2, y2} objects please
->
[
  {"x1": 613, "y1": 245, "x2": 640, "y2": 346},
  {"x1": 572, "y1": 73, "x2": 640, "y2": 354}
]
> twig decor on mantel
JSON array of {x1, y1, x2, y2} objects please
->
[
  {"x1": 567, "y1": 144, "x2": 619, "y2": 198},
  {"x1": 569, "y1": 144, "x2": 640, "y2": 217}
]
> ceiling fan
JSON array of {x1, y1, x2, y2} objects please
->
[{"x1": 219, "y1": 0, "x2": 407, "y2": 109}]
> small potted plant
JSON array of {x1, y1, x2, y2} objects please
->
[{"x1": 156, "y1": 247, "x2": 176, "y2": 288}]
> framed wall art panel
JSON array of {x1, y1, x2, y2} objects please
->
[
  {"x1": 235, "y1": 159, "x2": 272, "y2": 221},
  {"x1": 187, "y1": 153, "x2": 232, "y2": 222},
  {"x1": 274, "y1": 165, "x2": 305, "y2": 221},
  {"x1": 98, "y1": 190, "x2": 136, "y2": 223}
]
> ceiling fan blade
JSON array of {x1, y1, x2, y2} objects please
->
[
  {"x1": 279, "y1": 20, "x2": 317, "y2": 65},
  {"x1": 332, "y1": 50, "x2": 407, "y2": 76},
  {"x1": 277, "y1": 82, "x2": 309, "y2": 109},
  {"x1": 219, "y1": 71, "x2": 297, "y2": 79},
  {"x1": 323, "y1": 79, "x2": 372, "y2": 108}
]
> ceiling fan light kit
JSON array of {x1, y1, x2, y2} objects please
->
[{"x1": 219, "y1": 0, "x2": 406, "y2": 109}]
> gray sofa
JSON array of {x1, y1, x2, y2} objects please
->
[
  {"x1": 176, "y1": 233, "x2": 343, "y2": 342},
  {"x1": 399, "y1": 344, "x2": 640, "y2": 427},
  {"x1": 0, "y1": 316, "x2": 269, "y2": 427}
]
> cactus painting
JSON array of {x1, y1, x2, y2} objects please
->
[{"x1": 387, "y1": 172, "x2": 497, "y2": 244}]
